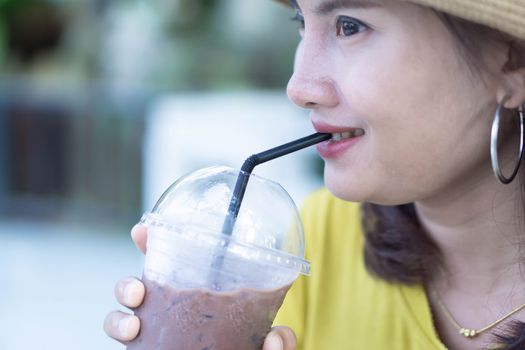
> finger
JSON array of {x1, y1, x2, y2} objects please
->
[
  {"x1": 263, "y1": 326, "x2": 297, "y2": 350},
  {"x1": 104, "y1": 310, "x2": 140, "y2": 343},
  {"x1": 115, "y1": 277, "x2": 145, "y2": 308},
  {"x1": 131, "y1": 224, "x2": 147, "y2": 254}
]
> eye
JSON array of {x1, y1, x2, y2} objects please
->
[
  {"x1": 291, "y1": 10, "x2": 305, "y2": 31},
  {"x1": 336, "y1": 16, "x2": 368, "y2": 37}
]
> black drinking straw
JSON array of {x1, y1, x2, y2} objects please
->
[
  {"x1": 209, "y1": 132, "x2": 331, "y2": 288},
  {"x1": 221, "y1": 132, "x2": 331, "y2": 236}
]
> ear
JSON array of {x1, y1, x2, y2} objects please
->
[{"x1": 496, "y1": 67, "x2": 525, "y2": 109}]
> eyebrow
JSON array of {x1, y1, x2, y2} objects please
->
[{"x1": 304, "y1": 0, "x2": 382, "y2": 15}]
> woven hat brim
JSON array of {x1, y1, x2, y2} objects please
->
[
  {"x1": 405, "y1": 0, "x2": 525, "y2": 40},
  {"x1": 273, "y1": 0, "x2": 525, "y2": 40}
]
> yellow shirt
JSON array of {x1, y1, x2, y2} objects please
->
[{"x1": 274, "y1": 189, "x2": 447, "y2": 350}]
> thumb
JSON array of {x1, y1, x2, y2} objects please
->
[{"x1": 263, "y1": 326, "x2": 297, "y2": 350}]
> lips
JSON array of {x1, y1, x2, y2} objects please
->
[
  {"x1": 312, "y1": 122, "x2": 365, "y2": 158},
  {"x1": 313, "y1": 120, "x2": 364, "y2": 135}
]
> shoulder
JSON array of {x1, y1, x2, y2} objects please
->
[{"x1": 278, "y1": 190, "x2": 442, "y2": 350}]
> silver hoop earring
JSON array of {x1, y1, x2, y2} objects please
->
[{"x1": 490, "y1": 97, "x2": 525, "y2": 184}]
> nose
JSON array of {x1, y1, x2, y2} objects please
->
[{"x1": 287, "y1": 40, "x2": 339, "y2": 109}]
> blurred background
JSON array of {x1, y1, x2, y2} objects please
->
[{"x1": 0, "y1": 0, "x2": 325, "y2": 349}]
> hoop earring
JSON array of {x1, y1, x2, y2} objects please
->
[{"x1": 490, "y1": 97, "x2": 525, "y2": 184}]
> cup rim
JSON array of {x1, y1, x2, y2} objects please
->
[{"x1": 141, "y1": 212, "x2": 311, "y2": 275}]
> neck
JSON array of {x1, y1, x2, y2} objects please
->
[{"x1": 415, "y1": 170, "x2": 524, "y2": 296}]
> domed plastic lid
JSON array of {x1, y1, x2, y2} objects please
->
[{"x1": 141, "y1": 166, "x2": 310, "y2": 276}]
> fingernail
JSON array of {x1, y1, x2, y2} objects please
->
[
  {"x1": 130, "y1": 224, "x2": 141, "y2": 237},
  {"x1": 122, "y1": 280, "x2": 138, "y2": 305},
  {"x1": 264, "y1": 333, "x2": 283, "y2": 350},
  {"x1": 118, "y1": 317, "x2": 131, "y2": 338}
]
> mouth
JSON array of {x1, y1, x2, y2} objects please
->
[
  {"x1": 313, "y1": 124, "x2": 365, "y2": 158},
  {"x1": 330, "y1": 129, "x2": 365, "y2": 141}
]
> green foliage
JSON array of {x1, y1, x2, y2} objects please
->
[
  {"x1": 0, "y1": 0, "x2": 40, "y2": 16},
  {"x1": 167, "y1": 0, "x2": 219, "y2": 35}
]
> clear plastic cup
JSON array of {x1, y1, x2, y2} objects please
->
[{"x1": 127, "y1": 166, "x2": 309, "y2": 350}]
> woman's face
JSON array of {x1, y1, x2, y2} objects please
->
[{"x1": 288, "y1": 0, "x2": 505, "y2": 205}]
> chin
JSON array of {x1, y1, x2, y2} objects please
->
[
  {"x1": 323, "y1": 169, "x2": 369, "y2": 203},
  {"x1": 323, "y1": 168, "x2": 407, "y2": 206}
]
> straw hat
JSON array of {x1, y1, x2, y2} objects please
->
[{"x1": 274, "y1": 0, "x2": 525, "y2": 40}]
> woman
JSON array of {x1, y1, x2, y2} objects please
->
[{"x1": 104, "y1": 0, "x2": 525, "y2": 349}]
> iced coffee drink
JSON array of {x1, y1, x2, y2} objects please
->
[
  {"x1": 128, "y1": 278, "x2": 291, "y2": 350},
  {"x1": 126, "y1": 167, "x2": 309, "y2": 350}
]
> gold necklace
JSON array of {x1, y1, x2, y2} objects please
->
[{"x1": 431, "y1": 289, "x2": 525, "y2": 338}]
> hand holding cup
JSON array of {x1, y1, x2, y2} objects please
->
[{"x1": 104, "y1": 225, "x2": 298, "y2": 350}]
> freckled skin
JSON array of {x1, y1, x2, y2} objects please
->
[{"x1": 127, "y1": 278, "x2": 290, "y2": 350}]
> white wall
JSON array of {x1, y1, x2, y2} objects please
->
[
  {"x1": 143, "y1": 91, "x2": 325, "y2": 212},
  {"x1": 0, "y1": 220, "x2": 142, "y2": 350}
]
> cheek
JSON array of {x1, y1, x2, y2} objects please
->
[
  {"x1": 329, "y1": 28, "x2": 492, "y2": 202},
  {"x1": 335, "y1": 46, "x2": 448, "y2": 168}
]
